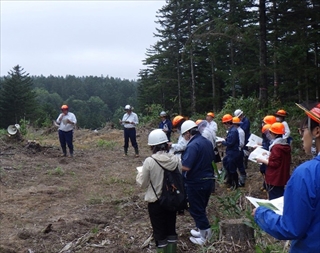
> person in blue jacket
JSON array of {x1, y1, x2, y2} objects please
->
[
  {"x1": 221, "y1": 114, "x2": 241, "y2": 190},
  {"x1": 252, "y1": 102, "x2": 320, "y2": 253},
  {"x1": 180, "y1": 120, "x2": 215, "y2": 246},
  {"x1": 158, "y1": 111, "x2": 172, "y2": 142}
]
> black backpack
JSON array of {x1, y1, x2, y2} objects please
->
[{"x1": 150, "y1": 158, "x2": 187, "y2": 212}]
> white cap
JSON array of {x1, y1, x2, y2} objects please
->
[
  {"x1": 124, "y1": 105, "x2": 131, "y2": 110},
  {"x1": 234, "y1": 109, "x2": 243, "y2": 117}
]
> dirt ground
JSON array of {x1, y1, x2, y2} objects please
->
[{"x1": 0, "y1": 126, "x2": 302, "y2": 253}]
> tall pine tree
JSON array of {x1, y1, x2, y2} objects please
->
[{"x1": 0, "y1": 65, "x2": 37, "y2": 128}]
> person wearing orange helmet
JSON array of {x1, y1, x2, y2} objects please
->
[
  {"x1": 56, "y1": 104, "x2": 77, "y2": 157},
  {"x1": 253, "y1": 102, "x2": 320, "y2": 252},
  {"x1": 169, "y1": 115, "x2": 187, "y2": 155},
  {"x1": 259, "y1": 123, "x2": 272, "y2": 191},
  {"x1": 206, "y1": 112, "x2": 218, "y2": 134},
  {"x1": 232, "y1": 117, "x2": 247, "y2": 187},
  {"x1": 221, "y1": 114, "x2": 241, "y2": 190},
  {"x1": 256, "y1": 122, "x2": 291, "y2": 200},
  {"x1": 274, "y1": 109, "x2": 292, "y2": 144}
]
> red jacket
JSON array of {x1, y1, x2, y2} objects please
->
[{"x1": 265, "y1": 143, "x2": 291, "y2": 186}]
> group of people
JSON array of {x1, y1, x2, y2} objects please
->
[{"x1": 55, "y1": 103, "x2": 320, "y2": 252}]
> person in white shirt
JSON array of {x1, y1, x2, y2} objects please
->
[
  {"x1": 206, "y1": 112, "x2": 218, "y2": 134},
  {"x1": 168, "y1": 115, "x2": 188, "y2": 156},
  {"x1": 120, "y1": 105, "x2": 139, "y2": 157},
  {"x1": 56, "y1": 104, "x2": 77, "y2": 157}
]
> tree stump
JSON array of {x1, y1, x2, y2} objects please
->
[{"x1": 219, "y1": 218, "x2": 255, "y2": 244}]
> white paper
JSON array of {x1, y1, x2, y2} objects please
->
[
  {"x1": 246, "y1": 133, "x2": 263, "y2": 147},
  {"x1": 246, "y1": 196, "x2": 284, "y2": 215},
  {"x1": 248, "y1": 147, "x2": 270, "y2": 164},
  {"x1": 136, "y1": 166, "x2": 143, "y2": 173},
  {"x1": 216, "y1": 136, "x2": 225, "y2": 142}
]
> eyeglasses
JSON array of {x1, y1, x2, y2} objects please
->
[{"x1": 298, "y1": 127, "x2": 308, "y2": 136}]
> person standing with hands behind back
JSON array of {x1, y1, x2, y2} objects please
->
[
  {"x1": 252, "y1": 102, "x2": 320, "y2": 252},
  {"x1": 120, "y1": 105, "x2": 139, "y2": 157},
  {"x1": 56, "y1": 105, "x2": 77, "y2": 157},
  {"x1": 159, "y1": 111, "x2": 172, "y2": 142}
]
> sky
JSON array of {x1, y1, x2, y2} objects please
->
[{"x1": 0, "y1": 0, "x2": 165, "y2": 80}]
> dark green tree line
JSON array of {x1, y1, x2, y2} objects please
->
[{"x1": 138, "y1": 0, "x2": 320, "y2": 116}]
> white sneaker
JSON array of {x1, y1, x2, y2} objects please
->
[
  {"x1": 189, "y1": 236, "x2": 206, "y2": 245},
  {"x1": 190, "y1": 229, "x2": 201, "y2": 238}
]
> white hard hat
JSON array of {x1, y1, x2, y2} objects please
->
[
  {"x1": 160, "y1": 111, "x2": 167, "y2": 117},
  {"x1": 124, "y1": 105, "x2": 131, "y2": 110},
  {"x1": 234, "y1": 109, "x2": 243, "y2": 117},
  {"x1": 181, "y1": 120, "x2": 197, "y2": 135},
  {"x1": 148, "y1": 129, "x2": 169, "y2": 146}
]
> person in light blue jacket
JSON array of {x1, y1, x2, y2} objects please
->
[{"x1": 252, "y1": 102, "x2": 320, "y2": 253}]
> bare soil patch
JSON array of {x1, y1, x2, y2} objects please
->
[{"x1": 0, "y1": 127, "x2": 304, "y2": 253}]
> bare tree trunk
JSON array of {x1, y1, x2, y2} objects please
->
[
  {"x1": 211, "y1": 60, "x2": 216, "y2": 111},
  {"x1": 230, "y1": 40, "x2": 236, "y2": 98},
  {"x1": 188, "y1": 10, "x2": 196, "y2": 114},
  {"x1": 259, "y1": 0, "x2": 268, "y2": 106},
  {"x1": 272, "y1": 0, "x2": 279, "y2": 99},
  {"x1": 177, "y1": 59, "x2": 182, "y2": 115}
]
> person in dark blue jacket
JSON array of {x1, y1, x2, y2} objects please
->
[
  {"x1": 234, "y1": 109, "x2": 251, "y2": 170},
  {"x1": 181, "y1": 120, "x2": 215, "y2": 246},
  {"x1": 253, "y1": 102, "x2": 320, "y2": 253},
  {"x1": 221, "y1": 114, "x2": 241, "y2": 190},
  {"x1": 159, "y1": 111, "x2": 173, "y2": 142}
]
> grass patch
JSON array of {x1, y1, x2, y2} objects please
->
[
  {"x1": 96, "y1": 139, "x2": 117, "y2": 150},
  {"x1": 49, "y1": 167, "x2": 65, "y2": 176}
]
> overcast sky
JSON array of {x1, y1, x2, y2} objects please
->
[{"x1": 0, "y1": 0, "x2": 165, "y2": 80}]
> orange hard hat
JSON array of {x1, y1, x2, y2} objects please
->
[
  {"x1": 222, "y1": 114, "x2": 233, "y2": 123},
  {"x1": 195, "y1": 119, "x2": 203, "y2": 125},
  {"x1": 275, "y1": 109, "x2": 287, "y2": 117},
  {"x1": 232, "y1": 117, "x2": 241, "y2": 124},
  {"x1": 269, "y1": 122, "x2": 285, "y2": 135},
  {"x1": 296, "y1": 103, "x2": 320, "y2": 124},
  {"x1": 61, "y1": 105, "x2": 69, "y2": 110},
  {"x1": 261, "y1": 124, "x2": 271, "y2": 133},
  {"x1": 172, "y1": 115, "x2": 185, "y2": 127},
  {"x1": 263, "y1": 115, "x2": 277, "y2": 125},
  {"x1": 207, "y1": 112, "x2": 215, "y2": 118}
]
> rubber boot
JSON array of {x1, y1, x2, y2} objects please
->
[
  {"x1": 189, "y1": 227, "x2": 212, "y2": 245},
  {"x1": 123, "y1": 147, "x2": 128, "y2": 156},
  {"x1": 167, "y1": 235, "x2": 177, "y2": 253},
  {"x1": 239, "y1": 174, "x2": 246, "y2": 187},
  {"x1": 156, "y1": 239, "x2": 168, "y2": 253},
  {"x1": 134, "y1": 147, "x2": 139, "y2": 157},
  {"x1": 227, "y1": 173, "x2": 238, "y2": 191}
]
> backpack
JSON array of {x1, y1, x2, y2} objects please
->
[{"x1": 150, "y1": 158, "x2": 187, "y2": 212}]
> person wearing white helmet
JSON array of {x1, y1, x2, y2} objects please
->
[
  {"x1": 119, "y1": 105, "x2": 139, "y2": 157},
  {"x1": 168, "y1": 115, "x2": 188, "y2": 155},
  {"x1": 181, "y1": 120, "x2": 215, "y2": 245},
  {"x1": 136, "y1": 129, "x2": 181, "y2": 253},
  {"x1": 158, "y1": 111, "x2": 172, "y2": 142},
  {"x1": 234, "y1": 109, "x2": 251, "y2": 170}
]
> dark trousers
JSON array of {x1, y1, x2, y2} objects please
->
[
  {"x1": 267, "y1": 185, "x2": 284, "y2": 200},
  {"x1": 148, "y1": 201, "x2": 177, "y2": 245},
  {"x1": 223, "y1": 152, "x2": 240, "y2": 174},
  {"x1": 58, "y1": 130, "x2": 73, "y2": 155},
  {"x1": 237, "y1": 150, "x2": 246, "y2": 176},
  {"x1": 186, "y1": 179, "x2": 213, "y2": 230},
  {"x1": 124, "y1": 128, "x2": 138, "y2": 149}
]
